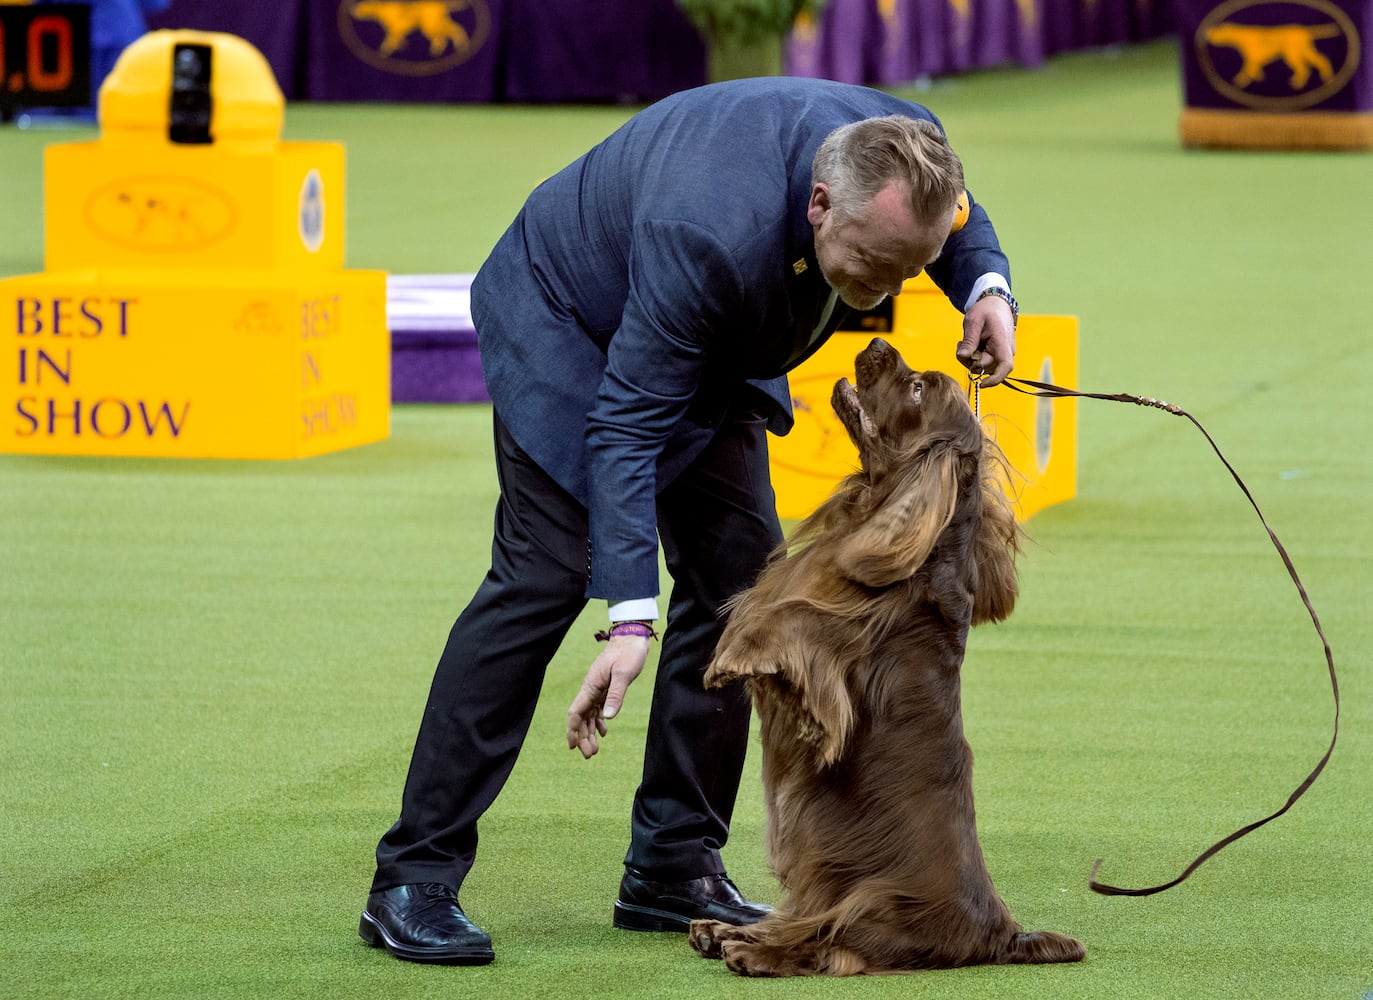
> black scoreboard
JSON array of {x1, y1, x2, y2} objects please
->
[{"x1": 0, "y1": 4, "x2": 92, "y2": 116}]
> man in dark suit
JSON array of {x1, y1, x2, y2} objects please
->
[{"x1": 361, "y1": 76, "x2": 1017, "y2": 965}]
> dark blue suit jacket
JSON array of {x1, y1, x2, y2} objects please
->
[{"x1": 471, "y1": 77, "x2": 1009, "y2": 602}]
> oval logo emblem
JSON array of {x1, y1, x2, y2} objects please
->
[
  {"x1": 338, "y1": 0, "x2": 492, "y2": 76},
  {"x1": 299, "y1": 169, "x2": 325, "y2": 253},
  {"x1": 84, "y1": 176, "x2": 237, "y2": 252},
  {"x1": 1195, "y1": 0, "x2": 1361, "y2": 110}
]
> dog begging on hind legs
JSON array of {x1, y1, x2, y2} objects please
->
[{"x1": 689, "y1": 337, "x2": 1085, "y2": 977}]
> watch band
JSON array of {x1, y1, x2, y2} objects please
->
[{"x1": 976, "y1": 286, "x2": 1018, "y2": 329}]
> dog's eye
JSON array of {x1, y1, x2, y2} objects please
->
[{"x1": 910, "y1": 379, "x2": 923, "y2": 401}]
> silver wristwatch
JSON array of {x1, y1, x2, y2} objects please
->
[{"x1": 975, "y1": 286, "x2": 1018, "y2": 329}]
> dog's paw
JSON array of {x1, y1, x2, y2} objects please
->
[
  {"x1": 722, "y1": 941, "x2": 781, "y2": 977},
  {"x1": 1003, "y1": 930, "x2": 1086, "y2": 965},
  {"x1": 688, "y1": 919, "x2": 728, "y2": 959}
]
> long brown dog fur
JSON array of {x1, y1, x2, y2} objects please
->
[{"x1": 689, "y1": 337, "x2": 1085, "y2": 977}]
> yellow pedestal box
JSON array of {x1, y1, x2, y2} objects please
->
[
  {"x1": 2, "y1": 28, "x2": 390, "y2": 460},
  {"x1": 1, "y1": 267, "x2": 389, "y2": 459},
  {"x1": 43, "y1": 140, "x2": 346, "y2": 273},
  {"x1": 770, "y1": 278, "x2": 1078, "y2": 523},
  {"x1": 45, "y1": 29, "x2": 344, "y2": 274}
]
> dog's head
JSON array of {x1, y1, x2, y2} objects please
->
[
  {"x1": 827, "y1": 338, "x2": 1018, "y2": 620},
  {"x1": 832, "y1": 337, "x2": 981, "y2": 479}
]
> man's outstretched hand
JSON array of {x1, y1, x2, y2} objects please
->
[{"x1": 566, "y1": 635, "x2": 649, "y2": 758}]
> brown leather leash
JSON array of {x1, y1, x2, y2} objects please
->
[{"x1": 973, "y1": 374, "x2": 1339, "y2": 897}]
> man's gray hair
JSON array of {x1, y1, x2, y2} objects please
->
[{"x1": 812, "y1": 116, "x2": 965, "y2": 224}]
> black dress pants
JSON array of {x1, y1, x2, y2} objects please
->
[{"x1": 371, "y1": 407, "x2": 783, "y2": 893}]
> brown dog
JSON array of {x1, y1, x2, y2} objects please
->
[{"x1": 689, "y1": 337, "x2": 1085, "y2": 976}]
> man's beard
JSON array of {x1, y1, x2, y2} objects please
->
[
  {"x1": 817, "y1": 259, "x2": 888, "y2": 312},
  {"x1": 835, "y1": 284, "x2": 888, "y2": 311}
]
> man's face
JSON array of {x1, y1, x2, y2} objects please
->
[{"x1": 808, "y1": 181, "x2": 955, "y2": 311}]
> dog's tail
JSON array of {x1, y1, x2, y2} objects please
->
[{"x1": 999, "y1": 930, "x2": 1086, "y2": 965}]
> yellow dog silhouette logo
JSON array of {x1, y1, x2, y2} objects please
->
[
  {"x1": 339, "y1": 0, "x2": 491, "y2": 75},
  {"x1": 352, "y1": 1, "x2": 469, "y2": 56},
  {"x1": 1195, "y1": 0, "x2": 1360, "y2": 110},
  {"x1": 1204, "y1": 21, "x2": 1339, "y2": 88}
]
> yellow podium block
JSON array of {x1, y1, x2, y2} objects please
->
[
  {"x1": 771, "y1": 280, "x2": 1078, "y2": 522},
  {"x1": 5, "y1": 29, "x2": 391, "y2": 461},
  {"x1": 1, "y1": 267, "x2": 389, "y2": 459},
  {"x1": 43, "y1": 139, "x2": 346, "y2": 272}
]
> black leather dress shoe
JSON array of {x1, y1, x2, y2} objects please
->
[
  {"x1": 359, "y1": 883, "x2": 495, "y2": 964},
  {"x1": 613, "y1": 867, "x2": 771, "y2": 932}
]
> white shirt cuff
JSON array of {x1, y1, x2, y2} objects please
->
[
  {"x1": 963, "y1": 272, "x2": 1011, "y2": 313},
  {"x1": 608, "y1": 598, "x2": 659, "y2": 622}
]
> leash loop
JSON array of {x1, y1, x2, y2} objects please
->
[
  {"x1": 994, "y1": 374, "x2": 1339, "y2": 897},
  {"x1": 966, "y1": 371, "x2": 985, "y2": 421}
]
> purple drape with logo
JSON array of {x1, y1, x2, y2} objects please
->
[
  {"x1": 149, "y1": 0, "x2": 1183, "y2": 101},
  {"x1": 1176, "y1": 0, "x2": 1372, "y2": 113},
  {"x1": 151, "y1": 0, "x2": 704, "y2": 102},
  {"x1": 304, "y1": 0, "x2": 502, "y2": 101}
]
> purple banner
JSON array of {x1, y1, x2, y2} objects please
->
[
  {"x1": 501, "y1": 0, "x2": 703, "y2": 102},
  {"x1": 305, "y1": 0, "x2": 502, "y2": 102},
  {"x1": 787, "y1": 0, "x2": 881, "y2": 84},
  {"x1": 1042, "y1": 0, "x2": 1134, "y2": 53},
  {"x1": 914, "y1": 0, "x2": 971, "y2": 77},
  {"x1": 974, "y1": 0, "x2": 1046, "y2": 70},
  {"x1": 939, "y1": 0, "x2": 978, "y2": 76},
  {"x1": 1176, "y1": 0, "x2": 1372, "y2": 112},
  {"x1": 150, "y1": 0, "x2": 703, "y2": 102},
  {"x1": 149, "y1": 0, "x2": 1181, "y2": 102},
  {"x1": 886, "y1": 0, "x2": 950, "y2": 79},
  {"x1": 787, "y1": 0, "x2": 1166, "y2": 84}
]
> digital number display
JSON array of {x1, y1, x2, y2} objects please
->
[{"x1": 0, "y1": 4, "x2": 91, "y2": 112}]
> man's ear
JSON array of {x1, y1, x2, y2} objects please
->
[{"x1": 807, "y1": 183, "x2": 831, "y2": 226}]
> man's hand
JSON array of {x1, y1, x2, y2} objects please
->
[
  {"x1": 566, "y1": 636, "x2": 649, "y2": 759},
  {"x1": 956, "y1": 294, "x2": 1016, "y2": 387}
]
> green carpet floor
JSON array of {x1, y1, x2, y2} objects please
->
[{"x1": 3, "y1": 39, "x2": 1371, "y2": 999}]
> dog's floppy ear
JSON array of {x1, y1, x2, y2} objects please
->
[
  {"x1": 707, "y1": 583, "x2": 857, "y2": 766},
  {"x1": 834, "y1": 441, "x2": 962, "y2": 588},
  {"x1": 971, "y1": 437, "x2": 1021, "y2": 624}
]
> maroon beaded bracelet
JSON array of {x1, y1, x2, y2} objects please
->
[{"x1": 593, "y1": 620, "x2": 659, "y2": 642}]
